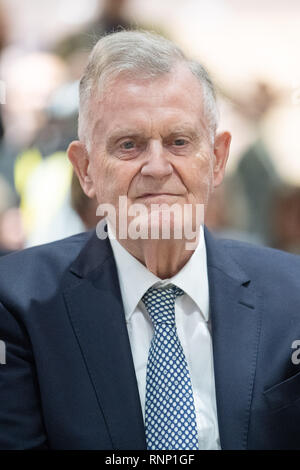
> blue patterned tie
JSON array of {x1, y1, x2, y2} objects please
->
[{"x1": 142, "y1": 285, "x2": 199, "y2": 450}]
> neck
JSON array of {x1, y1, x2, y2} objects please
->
[{"x1": 115, "y1": 236, "x2": 198, "y2": 279}]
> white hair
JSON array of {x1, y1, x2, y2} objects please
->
[{"x1": 78, "y1": 30, "x2": 219, "y2": 151}]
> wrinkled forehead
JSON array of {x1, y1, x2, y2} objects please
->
[{"x1": 88, "y1": 64, "x2": 206, "y2": 131}]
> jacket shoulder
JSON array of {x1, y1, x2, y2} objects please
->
[
  {"x1": 217, "y1": 236, "x2": 300, "y2": 282},
  {"x1": 0, "y1": 231, "x2": 92, "y2": 303}
]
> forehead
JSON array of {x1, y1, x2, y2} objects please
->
[{"x1": 90, "y1": 64, "x2": 206, "y2": 138}]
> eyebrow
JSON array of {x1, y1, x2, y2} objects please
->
[
  {"x1": 106, "y1": 125, "x2": 201, "y2": 143},
  {"x1": 165, "y1": 128, "x2": 201, "y2": 140},
  {"x1": 107, "y1": 128, "x2": 143, "y2": 143}
]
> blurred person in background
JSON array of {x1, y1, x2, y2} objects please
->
[
  {"x1": 0, "y1": 0, "x2": 76, "y2": 249},
  {"x1": 271, "y1": 184, "x2": 300, "y2": 254},
  {"x1": 0, "y1": 174, "x2": 25, "y2": 254},
  {"x1": 205, "y1": 177, "x2": 263, "y2": 245},
  {"x1": 0, "y1": 1, "x2": 25, "y2": 255},
  {"x1": 55, "y1": 0, "x2": 133, "y2": 60},
  {"x1": 0, "y1": 51, "x2": 78, "y2": 246},
  {"x1": 210, "y1": 82, "x2": 281, "y2": 246},
  {"x1": 0, "y1": 106, "x2": 3, "y2": 143},
  {"x1": 0, "y1": 0, "x2": 7, "y2": 145},
  {"x1": 233, "y1": 83, "x2": 281, "y2": 245}
]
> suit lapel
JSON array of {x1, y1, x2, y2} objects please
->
[
  {"x1": 204, "y1": 228, "x2": 262, "y2": 449},
  {"x1": 63, "y1": 232, "x2": 146, "y2": 450}
]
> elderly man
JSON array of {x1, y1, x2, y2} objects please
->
[{"x1": 0, "y1": 31, "x2": 300, "y2": 451}]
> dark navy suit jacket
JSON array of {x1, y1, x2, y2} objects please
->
[{"x1": 0, "y1": 227, "x2": 300, "y2": 449}]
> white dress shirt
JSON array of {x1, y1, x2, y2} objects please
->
[{"x1": 107, "y1": 223, "x2": 221, "y2": 450}]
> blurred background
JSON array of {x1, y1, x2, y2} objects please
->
[{"x1": 0, "y1": 0, "x2": 299, "y2": 254}]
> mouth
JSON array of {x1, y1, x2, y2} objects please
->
[{"x1": 137, "y1": 193, "x2": 181, "y2": 199}]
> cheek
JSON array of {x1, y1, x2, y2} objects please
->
[
  {"x1": 89, "y1": 158, "x2": 106, "y2": 199},
  {"x1": 88, "y1": 153, "x2": 114, "y2": 203},
  {"x1": 181, "y1": 152, "x2": 214, "y2": 193},
  {"x1": 90, "y1": 155, "x2": 139, "y2": 202}
]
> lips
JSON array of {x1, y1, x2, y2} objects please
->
[{"x1": 137, "y1": 193, "x2": 179, "y2": 198}]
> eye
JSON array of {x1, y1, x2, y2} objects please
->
[
  {"x1": 174, "y1": 138, "x2": 187, "y2": 146},
  {"x1": 120, "y1": 140, "x2": 135, "y2": 150}
]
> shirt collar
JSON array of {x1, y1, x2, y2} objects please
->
[{"x1": 107, "y1": 222, "x2": 209, "y2": 323}]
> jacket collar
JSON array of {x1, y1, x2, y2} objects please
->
[{"x1": 69, "y1": 226, "x2": 250, "y2": 284}]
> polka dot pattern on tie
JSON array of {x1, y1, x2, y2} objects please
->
[{"x1": 142, "y1": 285, "x2": 199, "y2": 450}]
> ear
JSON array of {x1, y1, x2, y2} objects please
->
[
  {"x1": 212, "y1": 131, "x2": 231, "y2": 188},
  {"x1": 67, "y1": 141, "x2": 96, "y2": 198}
]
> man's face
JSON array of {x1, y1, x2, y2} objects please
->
[{"x1": 69, "y1": 64, "x2": 231, "y2": 237}]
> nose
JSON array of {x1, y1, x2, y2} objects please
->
[{"x1": 140, "y1": 141, "x2": 173, "y2": 179}]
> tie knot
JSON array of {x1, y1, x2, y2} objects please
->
[{"x1": 142, "y1": 284, "x2": 184, "y2": 326}]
